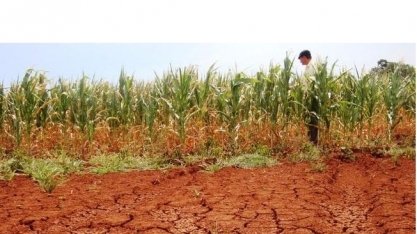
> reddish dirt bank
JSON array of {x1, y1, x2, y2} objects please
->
[{"x1": 0, "y1": 153, "x2": 415, "y2": 234}]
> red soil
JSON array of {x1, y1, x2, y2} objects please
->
[{"x1": 1, "y1": 153, "x2": 415, "y2": 234}]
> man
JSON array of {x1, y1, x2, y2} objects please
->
[
  {"x1": 298, "y1": 50, "x2": 319, "y2": 145},
  {"x1": 298, "y1": 50, "x2": 314, "y2": 76}
]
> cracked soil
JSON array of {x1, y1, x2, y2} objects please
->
[{"x1": 1, "y1": 153, "x2": 415, "y2": 234}]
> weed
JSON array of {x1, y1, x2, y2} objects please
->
[
  {"x1": 89, "y1": 153, "x2": 137, "y2": 174},
  {"x1": 0, "y1": 152, "x2": 31, "y2": 181},
  {"x1": 181, "y1": 155, "x2": 205, "y2": 166},
  {"x1": 89, "y1": 153, "x2": 174, "y2": 174},
  {"x1": 203, "y1": 162, "x2": 223, "y2": 173},
  {"x1": 49, "y1": 150, "x2": 84, "y2": 174},
  {"x1": 288, "y1": 142, "x2": 321, "y2": 163},
  {"x1": 22, "y1": 159, "x2": 65, "y2": 193},
  {"x1": 0, "y1": 159, "x2": 15, "y2": 180},
  {"x1": 386, "y1": 147, "x2": 415, "y2": 159},
  {"x1": 251, "y1": 144, "x2": 271, "y2": 157},
  {"x1": 136, "y1": 155, "x2": 173, "y2": 170},
  {"x1": 339, "y1": 147, "x2": 355, "y2": 162},
  {"x1": 385, "y1": 147, "x2": 416, "y2": 166},
  {"x1": 310, "y1": 161, "x2": 327, "y2": 172},
  {"x1": 225, "y1": 153, "x2": 277, "y2": 169}
]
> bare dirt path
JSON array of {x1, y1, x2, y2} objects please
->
[{"x1": 0, "y1": 153, "x2": 415, "y2": 234}]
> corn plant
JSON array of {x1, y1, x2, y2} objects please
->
[
  {"x1": 277, "y1": 55, "x2": 294, "y2": 128},
  {"x1": 382, "y1": 64, "x2": 414, "y2": 140},
  {"x1": 246, "y1": 68, "x2": 273, "y2": 146},
  {"x1": 161, "y1": 66, "x2": 199, "y2": 144},
  {"x1": 215, "y1": 72, "x2": 256, "y2": 149},
  {"x1": 336, "y1": 70, "x2": 363, "y2": 136},
  {"x1": 361, "y1": 73, "x2": 381, "y2": 133},
  {"x1": 133, "y1": 82, "x2": 145, "y2": 125},
  {"x1": 0, "y1": 57, "x2": 414, "y2": 159},
  {"x1": 68, "y1": 75, "x2": 102, "y2": 141},
  {"x1": 267, "y1": 64, "x2": 281, "y2": 125},
  {"x1": 117, "y1": 69, "x2": 135, "y2": 127},
  {"x1": 86, "y1": 83, "x2": 98, "y2": 142},
  {"x1": 309, "y1": 60, "x2": 340, "y2": 136},
  {"x1": 51, "y1": 78, "x2": 71, "y2": 124},
  {"x1": 194, "y1": 63, "x2": 216, "y2": 125},
  {"x1": 105, "y1": 84, "x2": 120, "y2": 128},
  {"x1": 0, "y1": 84, "x2": 4, "y2": 130},
  {"x1": 290, "y1": 75, "x2": 308, "y2": 129},
  {"x1": 153, "y1": 71, "x2": 173, "y2": 126},
  {"x1": 403, "y1": 66, "x2": 416, "y2": 118},
  {"x1": 6, "y1": 69, "x2": 45, "y2": 148},
  {"x1": 141, "y1": 91, "x2": 159, "y2": 142},
  {"x1": 35, "y1": 73, "x2": 49, "y2": 128},
  {"x1": 251, "y1": 70, "x2": 266, "y2": 121},
  {"x1": 69, "y1": 74, "x2": 89, "y2": 132}
]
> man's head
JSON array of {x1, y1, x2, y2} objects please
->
[{"x1": 298, "y1": 50, "x2": 311, "y2": 65}]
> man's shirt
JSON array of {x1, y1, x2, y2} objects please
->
[{"x1": 300, "y1": 62, "x2": 315, "y2": 92}]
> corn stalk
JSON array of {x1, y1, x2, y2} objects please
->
[{"x1": 382, "y1": 65, "x2": 413, "y2": 140}]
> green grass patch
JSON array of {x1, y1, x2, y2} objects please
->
[
  {"x1": 202, "y1": 161, "x2": 224, "y2": 173},
  {"x1": 0, "y1": 150, "x2": 84, "y2": 192},
  {"x1": 22, "y1": 158, "x2": 65, "y2": 193},
  {"x1": 384, "y1": 146, "x2": 416, "y2": 166},
  {"x1": 309, "y1": 160, "x2": 327, "y2": 172},
  {"x1": 88, "y1": 154, "x2": 139, "y2": 174},
  {"x1": 201, "y1": 153, "x2": 277, "y2": 172},
  {"x1": 385, "y1": 147, "x2": 416, "y2": 159},
  {"x1": 0, "y1": 158, "x2": 16, "y2": 180},
  {"x1": 288, "y1": 142, "x2": 321, "y2": 163},
  {"x1": 224, "y1": 153, "x2": 278, "y2": 169},
  {"x1": 47, "y1": 150, "x2": 84, "y2": 174}
]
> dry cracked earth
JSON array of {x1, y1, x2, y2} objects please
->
[{"x1": 0, "y1": 153, "x2": 415, "y2": 234}]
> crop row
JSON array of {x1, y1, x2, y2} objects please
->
[{"x1": 0, "y1": 56, "x2": 415, "y2": 158}]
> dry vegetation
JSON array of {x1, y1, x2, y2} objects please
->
[{"x1": 0, "y1": 55, "x2": 415, "y2": 191}]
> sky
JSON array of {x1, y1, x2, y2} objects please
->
[
  {"x1": 0, "y1": 43, "x2": 415, "y2": 88},
  {"x1": 1, "y1": 0, "x2": 416, "y2": 89}
]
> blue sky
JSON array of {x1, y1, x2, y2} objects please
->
[{"x1": 0, "y1": 43, "x2": 415, "y2": 88}]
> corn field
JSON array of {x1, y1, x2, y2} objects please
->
[{"x1": 0, "y1": 56, "x2": 415, "y2": 159}]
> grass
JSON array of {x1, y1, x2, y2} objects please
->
[
  {"x1": 287, "y1": 142, "x2": 321, "y2": 163},
  {"x1": 202, "y1": 153, "x2": 277, "y2": 173},
  {"x1": 310, "y1": 161, "x2": 327, "y2": 172},
  {"x1": 1, "y1": 150, "x2": 280, "y2": 190},
  {"x1": 22, "y1": 158, "x2": 65, "y2": 193},
  {"x1": 1, "y1": 145, "x2": 415, "y2": 191},
  {"x1": 384, "y1": 146, "x2": 416, "y2": 166},
  {"x1": 225, "y1": 153, "x2": 278, "y2": 169},
  {"x1": 203, "y1": 161, "x2": 224, "y2": 173},
  {"x1": 0, "y1": 150, "x2": 84, "y2": 192},
  {"x1": 0, "y1": 158, "x2": 16, "y2": 180},
  {"x1": 48, "y1": 150, "x2": 84, "y2": 174},
  {"x1": 339, "y1": 146, "x2": 355, "y2": 162},
  {"x1": 285, "y1": 142, "x2": 330, "y2": 172},
  {"x1": 385, "y1": 146, "x2": 416, "y2": 159},
  {"x1": 89, "y1": 153, "x2": 140, "y2": 174}
]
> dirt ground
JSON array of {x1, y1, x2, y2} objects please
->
[{"x1": 0, "y1": 152, "x2": 415, "y2": 234}]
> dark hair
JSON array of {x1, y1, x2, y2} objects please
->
[{"x1": 298, "y1": 50, "x2": 311, "y2": 59}]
